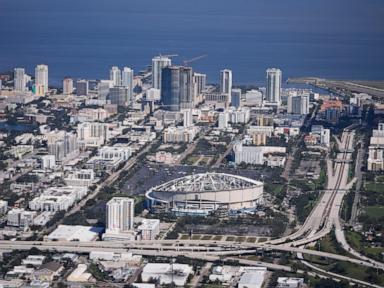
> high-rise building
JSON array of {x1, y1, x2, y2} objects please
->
[
  {"x1": 266, "y1": 68, "x2": 282, "y2": 105},
  {"x1": 98, "y1": 80, "x2": 113, "y2": 100},
  {"x1": 288, "y1": 95, "x2": 309, "y2": 115},
  {"x1": 14, "y1": 68, "x2": 27, "y2": 91},
  {"x1": 161, "y1": 66, "x2": 193, "y2": 111},
  {"x1": 76, "y1": 80, "x2": 89, "y2": 96},
  {"x1": 122, "y1": 67, "x2": 134, "y2": 102},
  {"x1": 35, "y1": 64, "x2": 49, "y2": 95},
  {"x1": 106, "y1": 197, "x2": 134, "y2": 234},
  {"x1": 152, "y1": 56, "x2": 171, "y2": 90},
  {"x1": 220, "y1": 69, "x2": 232, "y2": 104},
  {"x1": 109, "y1": 86, "x2": 130, "y2": 106},
  {"x1": 110, "y1": 66, "x2": 121, "y2": 87},
  {"x1": 193, "y1": 73, "x2": 207, "y2": 96},
  {"x1": 218, "y1": 112, "x2": 229, "y2": 129},
  {"x1": 183, "y1": 109, "x2": 193, "y2": 127},
  {"x1": 231, "y1": 88, "x2": 242, "y2": 108},
  {"x1": 63, "y1": 77, "x2": 73, "y2": 95}
]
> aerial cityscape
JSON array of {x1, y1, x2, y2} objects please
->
[{"x1": 0, "y1": 1, "x2": 384, "y2": 288}]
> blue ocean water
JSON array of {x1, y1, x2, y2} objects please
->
[{"x1": 0, "y1": 0, "x2": 383, "y2": 85}]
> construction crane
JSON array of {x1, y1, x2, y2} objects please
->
[
  {"x1": 183, "y1": 54, "x2": 207, "y2": 66},
  {"x1": 158, "y1": 53, "x2": 178, "y2": 58}
]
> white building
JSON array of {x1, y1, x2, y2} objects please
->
[
  {"x1": 77, "y1": 122, "x2": 109, "y2": 148},
  {"x1": 245, "y1": 90, "x2": 263, "y2": 106},
  {"x1": 40, "y1": 155, "x2": 56, "y2": 170},
  {"x1": 163, "y1": 126, "x2": 197, "y2": 143},
  {"x1": 122, "y1": 67, "x2": 134, "y2": 101},
  {"x1": 7, "y1": 208, "x2": 37, "y2": 228},
  {"x1": 238, "y1": 267, "x2": 267, "y2": 288},
  {"x1": 141, "y1": 263, "x2": 193, "y2": 287},
  {"x1": 287, "y1": 95, "x2": 309, "y2": 115},
  {"x1": 14, "y1": 68, "x2": 27, "y2": 92},
  {"x1": 29, "y1": 186, "x2": 88, "y2": 212},
  {"x1": 233, "y1": 142, "x2": 286, "y2": 165},
  {"x1": 64, "y1": 169, "x2": 95, "y2": 187},
  {"x1": 146, "y1": 88, "x2": 161, "y2": 101},
  {"x1": 368, "y1": 146, "x2": 384, "y2": 171},
  {"x1": 182, "y1": 109, "x2": 193, "y2": 128},
  {"x1": 152, "y1": 56, "x2": 172, "y2": 90},
  {"x1": 220, "y1": 69, "x2": 232, "y2": 104},
  {"x1": 35, "y1": 64, "x2": 49, "y2": 95},
  {"x1": 218, "y1": 112, "x2": 229, "y2": 129},
  {"x1": 138, "y1": 219, "x2": 160, "y2": 240},
  {"x1": 277, "y1": 277, "x2": 305, "y2": 288},
  {"x1": 110, "y1": 66, "x2": 121, "y2": 87},
  {"x1": 22, "y1": 255, "x2": 46, "y2": 267},
  {"x1": 266, "y1": 68, "x2": 282, "y2": 105},
  {"x1": 98, "y1": 146, "x2": 132, "y2": 161},
  {"x1": 106, "y1": 197, "x2": 134, "y2": 234},
  {"x1": 46, "y1": 131, "x2": 79, "y2": 163},
  {"x1": 0, "y1": 200, "x2": 8, "y2": 215},
  {"x1": 228, "y1": 107, "x2": 250, "y2": 124},
  {"x1": 47, "y1": 225, "x2": 103, "y2": 242}
]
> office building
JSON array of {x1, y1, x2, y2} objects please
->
[
  {"x1": 161, "y1": 66, "x2": 194, "y2": 111},
  {"x1": 14, "y1": 68, "x2": 27, "y2": 91},
  {"x1": 77, "y1": 122, "x2": 109, "y2": 148},
  {"x1": 106, "y1": 197, "x2": 134, "y2": 234},
  {"x1": 64, "y1": 169, "x2": 95, "y2": 187},
  {"x1": 233, "y1": 142, "x2": 286, "y2": 165},
  {"x1": 288, "y1": 95, "x2": 309, "y2": 115},
  {"x1": 231, "y1": 88, "x2": 242, "y2": 108},
  {"x1": 35, "y1": 64, "x2": 49, "y2": 95},
  {"x1": 63, "y1": 77, "x2": 73, "y2": 95},
  {"x1": 76, "y1": 79, "x2": 89, "y2": 96},
  {"x1": 220, "y1": 69, "x2": 232, "y2": 104},
  {"x1": 46, "y1": 131, "x2": 79, "y2": 163},
  {"x1": 122, "y1": 67, "x2": 134, "y2": 101},
  {"x1": 0, "y1": 200, "x2": 7, "y2": 215},
  {"x1": 266, "y1": 68, "x2": 282, "y2": 105},
  {"x1": 110, "y1": 66, "x2": 121, "y2": 87},
  {"x1": 109, "y1": 86, "x2": 130, "y2": 106},
  {"x1": 152, "y1": 56, "x2": 171, "y2": 90},
  {"x1": 98, "y1": 80, "x2": 113, "y2": 100},
  {"x1": 141, "y1": 263, "x2": 193, "y2": 286}
]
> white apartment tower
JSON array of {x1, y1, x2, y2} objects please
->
[
  {"x1": 14, "y1": 68, "x2": 27, "y2": 91},
  {"x1": 110, "y1": 66, "x2": 121, "y2": 87},
  {"x1": 152, "y1": 56, "x2": 172, "y2": 90},
  {"x1": 266, "y1": 68, "x2": 282, "y2": 105},
  {"x1": 35, "y1": 64, "x2": 49, "y2": 94},
  {"x1": 220, "y1": 69, "x2": 232, "y2": 104},
  {"x1": 106, "y1": 197, "x2": 134, "y2": 233}
]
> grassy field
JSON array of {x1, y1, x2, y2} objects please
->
[
  {"x1": 212, "y1": 235, "x2": 222, "y2": 241},
  {"x1": 346, "y1": 230, "x2": 384, "y2": 260},
  {"x1": 201, "y1": 235, "x2": 212, "y2": 240},
  {"x1": 364, "y1": 206, "x2": 384, "y2": 218},
  {"x1": 226, "y1": 236, "x2": 235, "y2": 241},
  {"x1": 365, "y1": 182, "x2": 384, "y2": 193}
]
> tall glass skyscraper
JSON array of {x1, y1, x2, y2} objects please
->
[
  {"x1": 152, "y1": 56, "x2": 171, "y2": 91},
  {"x1": 266, "y1": 68, "x2": 282, "y2": 105},
  {"x1": 161, "y1": 66, "x2": 193, "y2": 111}
]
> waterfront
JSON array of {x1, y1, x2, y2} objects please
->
[{"x1": 1, "y1": 0, "x2": 383, "y2": 84}]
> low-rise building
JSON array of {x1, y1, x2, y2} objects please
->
[
  {"x1": 7, "y1": 208, "x2": 37, "y2": 228},
  {"x1": 64, "y1": 169, "x2": 96, "y2": 187},
  {"x1": 137, "y1": 219, "x2": 160, "y2": 240},
  {"x1": 277, "y1": 277, "x2": 305, "y2": 288},
  {"x1": 163, "y1": 126, "x2": 197, "y2": 143},
  {"x1": 141, "y1": 263, "x2": 193, "y2": 287},
  {"x1": 46, "y1": 225, "x2": 103, "y2": 242}
]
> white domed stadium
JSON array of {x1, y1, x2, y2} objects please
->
[{"x1": 145, "y1": 172, "x2": 263, "y2": 212}]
